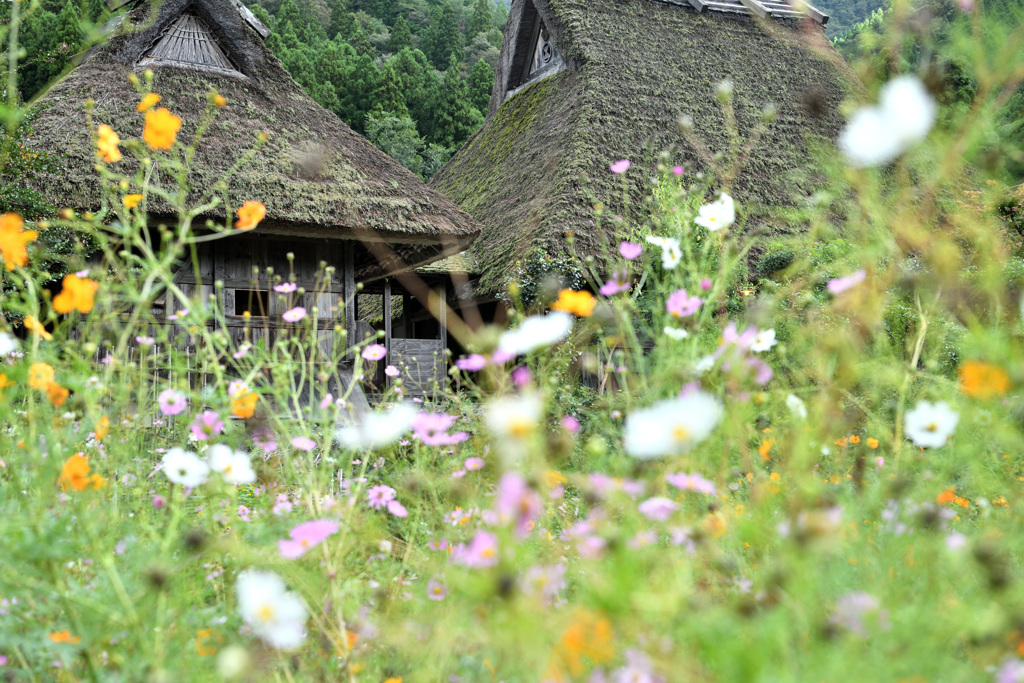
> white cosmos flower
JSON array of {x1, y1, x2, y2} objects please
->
[
  {"x1": 839, "y1": 75, "x2": 936, "y2": 168},
  {"x1": 750, "y1": 328, "x2": 777, "y2": 353},
  {"x1": 904, "y1": 400, "x2": 958, "y2": 448},
  {"x1": 623, "y1": 391, "x2": 723, "y2": 459},
  {"x1": 161, "y1": 447, "x2": 210, "y2": 487},
  {"x1": 485, "y1": 393, "x2": 543, "y2": 463},
  {"x1": 208, "y1": 444, "x2": 257, "y2": 485},
  {"x1": 694, "y1": 355, "x2": 716, "y2": 374},
  {"x1": 694, "y1": 193, "x2": 735, "y2": 231},
  {"x1": 785, "y1": 394, "x2": 808, "y2": 419},
  {"x1": 236, "y1": 569, "x2": 307, "y2": 650},
  {"x1": 645, "y1": 235, "x2": 682, "y2": 269},
  {"x1": 0, "y1": 331, "x2": 18, "y2": 356},
  {"x1": 498, "y1": 312, "x2": 573, "y2": 355},
  {"x1": 335, "y1": 402, "x2": 417, "y2": 450},
  {"x1": 663, "y1": 326, "x2": 689, "y2": 340}
]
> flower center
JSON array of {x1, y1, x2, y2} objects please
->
[
  {"x1": 673, "y1": 425, "x2": 690, "y2": 442},
  {"x1": 926, "y1": 422, "x2": 938, "y2": 432},
  {"x1": 509, "y1": 419, "x2": 532, "y2": 437},
  {"x1": 257, "y1": 604, "x2": 275, "y2": 623}
]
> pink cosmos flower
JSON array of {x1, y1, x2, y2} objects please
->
[
  {"x1": 827, "y1": 269, "x2": 866, "y2": 295},
  {"x1": 274, "y1": 282, "x2": 297, "y2": 293},
  {"x1": 282, "y1": 306, "x2": 306, "y2": 322},
  {"x1": 673, "y1": 165, "x2": 684, "y2": 176},
  {"x1": 272, "y1": 494, "x2": 293, "y2": 515},
  {"x1": 561, "y1": 416, "x2": 580, "y2": 433},
  {"x1": 666, "y1": 289, "x2": 703, "y2": 318},
  {"x1": 367, "y1": 485, "x2": 396, "y2": 509},
  {"x1": 610, "y1": 159, "x2": 631, "y2": 174},
  {"x1": 495, "y1": 472, "x2": 542, "y2": 537},
  {"x1": 158, "y1": 389, "x2": 187, "y2": 416},
  {"x1": 412, "y1": 412, "x2": 469, "y2": 446},
  {"x1": 167, "y1": 308, "x2": 189, "y2": 321},
  {"x1": 721, "y1": 323, "x2": 757, "y2": 349},
  {"x1": 136, "y1": 335, "x2": 155, "y2": 345},
  {"x1": 279, "y1": 519, "x2": 339, "y2": 558},
  {"x1": 464, "y1": 457, "x2": 485, "y2": 471},
  {"x1": 748, "y1": 357, "x2": 773, "y2": 385},
  {"x1": 599, "y1": 271, "x2": 631, "y2": 296},
  {"x1": 362, "y1": 344, "x2": 387, "y2": 361},
  {"x1": 511, "y1": 366, "x2": 532, "y2": 387},
  {"x1": 667, "y1": 472, "x2": 717, "y2": 495},
  {"x1": 291, "y1": 436, "x2": 316, "y2": 451},
  {"x1": 75, "y1": 269, "x2": 90, "y2": 278},
  {"x1": 427, "y1": 578, "x2": 448, "y2": 600},
  {"x1": 386, "y1": 500, "x2": 408, "y2": 517},
  {"x1": 451, "y1": 530, "x2": 499, "y2": 568},
  {"x1": 252, "y1": 427, "x2": 277, "y2": 452},
  {"x1": 619, "y1": 241, "x2": 643, "y2": 260},
  {"x1": 152, "y1": 494, "x2": 167, "y2": 509},
  {"x1": 456, "y1": 354, "x2": 487, "y2": 372},
  {"x1": 385, "y1": 365, "x2": 400, "y2": 377},
  {"x1": 700, "y1": 277, "x2": 713, "y2": 291},
  {"x1": 191, "y1": 410, "x2": 223, "y2": 440},
  {"x1": 232, "y1": 343, "x2": 251, "y2": 359},
  {"x1": 237, "y1": 505, "x2": 252, "y2": 522},
  {"x1": 638, "y1": 496, "x2": 679, "y2": 521}
]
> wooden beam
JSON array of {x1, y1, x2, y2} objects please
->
[
  {"x1": 383, "y1": 279, "x2": 392, "y2": 389},
  {"x1": 402, "y1": 294, "x2": 411, "y2": 338},
  {"x1": 801, "y1": 1, "x2": 829, "y2": 24},
  {"x1": 343, "y1": 243, "x2": 356, "y2": 361},
  {"x1": 687, "y1": 0, "x2": 707, "y2": 11},
  {"x1": 438, "y1": 280, "x2": 447, "y2": 358},
  {"x1": 738, "y1": 0, "x2": 769, "y2": 18}
]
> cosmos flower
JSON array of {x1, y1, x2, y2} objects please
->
[
  {"x1": 464, "y1": 457, "x2": 485, "y2": 471},
  {"x1": 619, "y1": 241, "x2": 642, "y2": 260},
  {"x1": 0, "y1": 213, "x2": 38, "y2": 271},
  {"x1": 694, "y1": 193, "x2": 735, "y2": 231},
  {"x1": 645, "y1": 235, "x2": 682, "y2": 269},
  {"x1": 142, "y1": 107, "x2": 182, "y2": 150},
  {"x1": 786, "y1": 394, "x2": 808, "y2": 419},
  {"x1": 161, "y1": 447, "x2": 210, "y2": 487},
  {"x1": 191, "y1": 411, "x2": 224, "y2": 441},
  {"x1": 610, "y1": 159, "x2": 631, "y2": 174},
  {"x1": 666, "y1": 472, "x2": 717, "y2": 496},
  {"x1": 451, "y1": 530, "x2": 499, "y2": 568},
  {"x1": 235, "y1": 570, "x2": 307, "y2": 650},
  {"x1": 551, "y1": 289, "x2": 597, "y2": 317},
  {"x1": 0, "y1": 331, "x2": 17, "y2": 356},
  {"x1": 599, "y1": 271, "x2": 631, "y2": 296},
  {"x1": 52, "y1": 274, "x2": 99, "y2": 315},
  {"x1": 59, "y1": 453, "x2": 105, "y2": 491},
  {"x1": 485, "y1": 393, "x2": 543, "y2": 461},
  {"x1": 666, "y1": 289, "x2": 702, "y2": 318},
  {"x1": 412, "y1": 412, "x2": 469, "y2": 446},
  {"x1": 96, "y1": 124, "x2": 121, "y2": 163},
  {"x1": 623, "y1": 392, "x2": 723, "y2": 459},
  {"x1": 278, "y1": 520, "x2": 339, "y2": 559},
  {"x1": 426, "y1": 578, "x2": 448, "y2": 601},
  {"x1": 663, "y1": 326, "x2": 689, "y2": 340},
  {"x1": 290, "y1": 436, "x2": 316, "y2": 451},
  {"x1": 839, "y1": 76, "x2": 936, "y2": 168},
  {"x1": 827, "y1": 269, "x2": 867, "y2": 295},
  {"x1": 385, "y1": 365, "x2": 400, "y2": 377},
  {"x1": 362, "y1": 344, "x2": 387, "y2": 361},
  {"x1": 273, "y1": 282, "x2": 297, "y2": 293},
  {"x1": 207, "y1": 444, "x2": 257, "y2": 485},
  {"x1": 282, "y1": 307, "x2": 306, "y2": 323},
  {"x1": 750, "y1": 329, "x2": 777, "y2": 353},
  {"x1": 498, "y1": 312, "x2": 573, "y2": 355},
  {"x1": 367, "y1": 485, "x2": 396, "y2": 509},
  {"x1": 494, "y1": 472, "x2": 542, "y2": 536},
  {"x1": 335, "y1": 403, "x2": 417, "y2": 450},
  {"x1": 235, "y1": 201, "x2": 266, "y2": 231},
  {"x1": 136, "y1": 93, "x2": 161, "y2": 112},
  {"x1": 904, "y1": 400, "x2": 958, "y2": 448},
  {"x1": 638, "y1": 497, "x2": 679, "y2": 521}
]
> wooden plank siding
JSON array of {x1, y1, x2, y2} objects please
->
[{"x1": 391, "y1": 338, "x2": 445, "y2": 397}]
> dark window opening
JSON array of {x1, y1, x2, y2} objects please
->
[{"x1": 235, "y1": 289, "x2": 269, "y2": 317}]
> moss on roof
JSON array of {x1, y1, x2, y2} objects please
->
[
  {"x1": 430, "y1": 0, "x2": 853, "y2": 292},
  {"x1": 27, "y1": 0, "x2": 479, "y2": 278}
]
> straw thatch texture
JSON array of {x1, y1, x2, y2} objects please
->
[
  {"x1": 28, "y1": 0, "x2": 479, "y2": 278},
  {"x1": 430, "y1": 0, "x2": 852, "y2": 292}
]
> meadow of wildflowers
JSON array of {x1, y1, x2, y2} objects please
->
[{"x1": 3, "y1": 6, "x2": 1024, "y2": 683}]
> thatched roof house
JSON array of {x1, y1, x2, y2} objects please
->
[
  {"x1": 28, "y1": 0, "x2": 479, "y2": 280},
  {"x1": 430, "y1": 0, "x2": 852, "y2": 292}
]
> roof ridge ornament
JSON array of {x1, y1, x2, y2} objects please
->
[
  {"x1": 684, "y1": 0, "x2": 828, "y2": 24},
  {"x1": 105, "y1": 0, "x2": 270, "y2": 40},
  {"x1": 138, "y1": 12, "x2": 243, "y2": 75}
]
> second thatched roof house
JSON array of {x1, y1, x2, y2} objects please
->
[
  {"x1": 430, "y1": 0, "x2": 852, "y2": 294},
  {"x1": 27, "y1": 0, "x2": 479, "y2": 397}
]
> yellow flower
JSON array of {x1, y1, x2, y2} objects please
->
[
  {"x1": 95, "y1": 415, "x2": 110, "y2": 441},
  {"x1": 959, "y1": 360, "x2": 1010, "y2": 399},
  {"x1": 123, "y1": 194, "x2": 144, "y2": 209},
  {"x1": 136, "y1": 92, "x2": 161, "y2": 113},
  {"x1": 213, "y1": 93, "x2": 227, "y2": 107},
  {"x1": 0, "y1": 212, "x2": 38, "y2": 270},
  {"x1": 49, "y1": 630, "x2": 82, "y2": 644},
  {"x1": 551, "y1": 289, "x2": 597, "y2": 317},
  {"x1": 23, "y1": 315, "x2": 52, "y2": 340},
  {"x1": 143, "y1": 107, "x2": 182, "y2": 150},
  {"x1": 53, "y1": 274, "x2": 99, "y2": 315},
  {"x1": 230, "y1": 391, "x2": 258, "y2": 419},
  {"x1": 866, "y1": 437, "x2": 879, "y2": 449},
  {"x1": 194, "y1": 628, "x2": 222, "y2": 656},
  {"x1": 28, "y1": 362, "x2": 54, "y2": 390},
  {"x1": 0, "y1": 373, "x2": 10, "y2": 390},
  {"x1": 59, "y1": 453, "x2": 105, "y2": 491},
  {"x1": 96, "y1": 124, "x2": 122, "y2": 163},
  {"x1": 235, "y1": 200, "x2": 266, "y2": 231}
]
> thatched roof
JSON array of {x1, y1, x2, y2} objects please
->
[
  {"x1": 27, "y1": 0, "x2": 479, "y2": 279},
  {"x1": 429, "y1": 0, "x2": 852, "y2": 292}
]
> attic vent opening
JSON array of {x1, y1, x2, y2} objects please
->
[
  {"x1": 505, "y1": 1, "x2": 564, "y2": 102},
  {"x1": 139, "y1": 13, "x2": 243, "y2": 76}
]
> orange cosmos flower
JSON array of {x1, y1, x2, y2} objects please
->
[
  {"x1": 136, "y1": 92, "x2": 161, "y2": 113},
  {"x1": 758, "y1": 438, "x2": 775, "y2": 461},
  {"x1": 936, "y1": 488, "x2": 956, "y2": 505},
  {"x1": 0, "y1": 212, "x2": 38, "y2": 270},
  {"x1": 47, "y1": 382, "x2": 69, "y2": 407},
  {"x1": 23, "y1": 315, "x2": 52, "y2": 340},
  {"x1": 230, "y1": 391, "x2": 258, "y2": 419},
  {"x1": 551, "y1": 289, "x2": 597, "y2": 317},
  {"x1": 554, "y1": 611, "x2": 615, "y2": 678},
  {"x1": 49, "y1": 630, "x2": 82, "y2": 644},
  {"x1": 866, "y1": 437, "x2": 879, "y2": 449},
  {"x1": 143, "y1": 107, "x2": 182, "y2": 150},
  {"x1": 59, "y1": 453, "x2": 106, "y2": 491},
  {"x1": 849, "y1": 435, "x2": 861, "y2": 444},
  {"x1": 212, "y1": 93, "x2": 227, "y2": 107},
  {"x1": 194, "y1": 628, "x2": 222, "y2": 656},
  {"x1": 959, "y1": 360, "x2": 1010, "y2": 399},
  {"x1": 96, "y1": 124, "x2": 122, "y2": 163},
  {"x1": 95, "y1": 415, "x2": 110, "y2": 441},
  {"x1": 52, "y1": 274, "x2": 99, "y2": 315},
  {"x1": 235, "y1": 200, "x2": 266, "y2": 231},
  {"x1": 0, "y1": 373, "x2": 10, "y2": 390},
  {"x1": 28, "y1": 362, "x2": 54, "y2": 390},
  {"x1": 123, "y1": 194, "x2": 144, "y2": 209}
]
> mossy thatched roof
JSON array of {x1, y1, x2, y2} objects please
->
[
  {"x1": 28, "y1": 0, "x2": 479, "y2": 279},
  {"x1": 430, "y1": 0, "x2": 852, "y2": 292}
]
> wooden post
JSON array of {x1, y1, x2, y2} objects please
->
[
  {"x1": 383, "y1": 278, "x2": 392, "y2": 389},
  {"x1": 438, "y1": 280, "x2": 447, "y2": 357},
  {"x1": 343, "y1": 242, "x2": 356, "y2": 360},
  {"x1": 402, "y1": 293, "x2": 411, "y2": 338}
]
